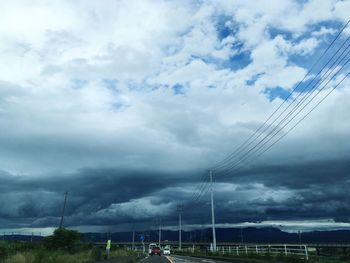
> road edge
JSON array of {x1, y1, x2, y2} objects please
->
[{"x1": 165, "y1": 256, "x2": 175, "y2": 263}]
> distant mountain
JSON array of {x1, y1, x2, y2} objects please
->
[
  {"x1": 83, "y1": 227, "x2": 350, "y2": 243},
  {"x1": 5, "y1": 227, "x2": 350, "y2": 243},
  {"x1": 2, "y1": 234, "x2": 43, "y2": 242}
]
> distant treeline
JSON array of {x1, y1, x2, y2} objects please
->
[
  {"x1": 4, "y1": 227, "x2": 350, "y2": 244},
  {"x1": 83, "y1": 227, "x2": 350, "y2": 243}
]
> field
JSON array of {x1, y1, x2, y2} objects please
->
[
  {"x1": 0, "y1": 241, "x2": 140, "y2": 263},
  {"x1": 175, "y1": 249, "x2": 350, "y2": 263}
]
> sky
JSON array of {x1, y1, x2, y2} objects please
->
[{"x1": 0, "y1": 0, "x2": 350, "y2": 235}]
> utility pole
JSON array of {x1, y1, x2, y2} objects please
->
[
  {"x1": 131, "y1": 221, "x2": 135, "y2": 251},
  {"x1": 158, "y1": 220, "x2": 162, "y2": 247},
  {"x1": 177, "y1": 204, "x2": 183, "y2": 250},
  {"x1": 59, "y1": 191, "x2": 68, "y2": 229},
  {"x1": 132, "y1": 231, "x2": 135, "y2": 250},
  {"x1": 210, "y1": 170, "x2": 217, "y2": 252}
]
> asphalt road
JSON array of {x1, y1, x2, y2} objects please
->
[
  {"x1": 141, "y1": 255, "x2": 170, "y2": 263},
  {"x1": 141, "y1": 254, "x2": 246, "y2": 263}
]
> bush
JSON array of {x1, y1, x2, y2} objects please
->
[
  {"x1": 34, "y1": 250, "x2": 47, "y2": 263},
  {"x1": 91, "y1": 246, "x2": 103, "y2": 261},
  {"x1": 43, "y1": 228, "x2": 82, "y2": 252}
]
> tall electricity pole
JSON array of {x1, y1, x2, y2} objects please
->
[
  {"x1": 132, "y1": 230, "x2": 135, "y2": 250},
  {"x1": 177, "y1": 204, "x2": 183, "y2": 250},
  {"x1": 210, "y1": 171, "x2": 217, "y2": 252},
  {"x1": 158, "y1": 220, "x2": 162, "y2": 247},
  {"x1": 59, "y1": 191, "x2": 68, "y2": 229}
]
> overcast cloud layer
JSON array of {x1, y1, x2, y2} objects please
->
[{"x1": 0, "y1": 0, "x2": 350, "y2": 234}]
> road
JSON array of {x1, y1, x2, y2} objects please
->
[{"x1": 141, "y1": 254, "x2": 246, "y2": 263}]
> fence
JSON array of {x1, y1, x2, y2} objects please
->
[
  {"x1": 1, "y1": 232, "x2": 43, "y2": 242},
  {"x1": 214, "y1": 244, "x2": 309, "y2": 260}
]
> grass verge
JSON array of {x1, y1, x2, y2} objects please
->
[
  {"x1": 0, "y1": 248, "x2": 141, "y2": 263},
  {"x1": 174, "y1": 251, "x2": 350, "y2": 263}
]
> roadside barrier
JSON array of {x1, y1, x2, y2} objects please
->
[{"x1": 213, "y1": 244, "x2": 309, "y2": 260}]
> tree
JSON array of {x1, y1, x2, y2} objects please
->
[{"x1": 43, "y1": 228, "x2": 82, "y2": 251}]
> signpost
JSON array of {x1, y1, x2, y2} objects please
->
[
  {"x1": 140, "y1": 234, "x2": 145, "y2": 254},
  {"x1": 106, "y1": 239, "x2": 111, "y2": 258}
]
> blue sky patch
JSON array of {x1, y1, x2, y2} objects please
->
[
  {"x1": 267, "y1": 27, "x2": 294, "y2": 40},
  {"x1": 264, "y1": 86, "x2": 291, "y2": 101},
  {"x1": 172, "y1": 83, "x2": 186, "y2": 95},
  {"x1": 102, "y1": 79, "x2": 118, "y2": 90},
  {"x1": 127, "y1": 81, "x2": 144, "y2": 91},
  {"x1": 218, "y1": 25, "x2": 231, "y2": 40},
  {"x1": 308, "y1": 20, "x2": 341, "y2": 36},
  {"x1": 71, "y1": 79, "x2": 88, "y2": 89},
  {"x1": 110, "y1": 101, "x2": 127, "y2": 111},
  {"x1": 246, "y1": 73, "x2": 265, "y2": 86},
  {"x1": 288, "y1": 52, "x2": 318, "y2": 69},
  {"x1": 216, "y1": 19, "x2": 252, "y2": 71},
  {"x1": 215, "y1": 17, "x2": 239, "y2": 41},
  {"x1": 268, "y1": 27, "x2": 294, "y2": 40},
  {"x1": 223, "y1": 50, "x2": 252, "y2": 71},
  {"x1": 285, "y1": 32, "x2": 338, "y2": 73},
  {"x1": 128, "y1": 81, "x2": 160, "y2": 92}
]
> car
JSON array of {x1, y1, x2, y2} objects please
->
[
  {"x1": 163, "y1": 246, "x2": 171, "y2": 255},
  {"x1": 148, "y1": 243, "x2": 157, "y2": 255},
  {"x1": 151, "y1": 246, "x2": 161, "y2": 256}
]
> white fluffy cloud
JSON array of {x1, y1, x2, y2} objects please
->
[{"x1": 0, "y1": 1, "x2": 349, "y2": 182}]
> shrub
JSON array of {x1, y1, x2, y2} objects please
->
[
  {"x1": 91, "y1": 246, "x2": 103, "y2": 261},
  {"x1": 43, "y1": 228, "x2": 82, "y2": 252}
]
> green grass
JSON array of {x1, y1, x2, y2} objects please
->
[
  {"x1": 175, "y1": 250, "x2": 350, "y2": 263},
  {"x1": 0, "y1": 229, "x2": 143, "y2": 263},
  {"x1": 1, "y1": 251, "x2": 92, "y2": 263},
  {"x1": 0, "y1": 248, "x2": 140, "y2": 263}
]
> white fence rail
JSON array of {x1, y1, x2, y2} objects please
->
[{"x1": 214, "y1": 244, "x2": 309, "y2": 260}]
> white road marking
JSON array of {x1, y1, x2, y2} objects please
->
[
  {"x1": 168, "y1": 255, "x2": 227, "y2": 263},
  {"x1": 169, "y1": 255, "x2": 198, "y2": 263},
  {"x1": 139, "y1": 255, "x2": 150, "y2": 262}
]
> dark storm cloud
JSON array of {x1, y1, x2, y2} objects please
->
[
  {"x1": 177, "y1": 158, "x2": 350, "y2": 225},
  {"x1": 0, "y1": 168, "x2": 203, "y2": 227},
  {"x1": 217, "y1": 158, "x2": 350, "y2": 189},
  {"x1": 207, "y1": 158, "x2": 350, "y2": 224},
  {"x1": 1, "y1": 158, "x2": 350, "y2": 229}
]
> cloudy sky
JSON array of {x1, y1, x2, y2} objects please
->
[{"x1": 0, "y1": 0, "x2": 350, "y2": 235}]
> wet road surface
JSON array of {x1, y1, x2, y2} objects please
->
[
  {"x1": 140, "y1": 255, "x2": 171, "y2": 263},
  {"x1": 141, "y1": 254, "x2": 246, "y2": 263}
]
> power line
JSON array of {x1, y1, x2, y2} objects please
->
[
  {"x1": 215, "y1": 41, "x2": 350, "y2": 174},
  {"x1": 216, "y1": 70, "x2": 350, "y2": 180},
  {"x1": 215, "y1": 36, "x2": 348, "y2": 171},
  {"x1": 215, "y1": 45, "x2": 350, "y2": 177},
  {"x1": 187, "y1": 172, "x2": 209, "y2": 204},
  {"x1": 211, "y1": 19, "x2": 350, "y2": 172},
  {"x1": 191, "y1": 181, "x2": 211, "y2": 205},
  {"x1": 212, "y1": 25, "x2": 350, "y2": 176}
]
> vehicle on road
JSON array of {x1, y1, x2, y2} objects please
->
[
  {"x1": 151, "y1": 246, "x2": 161, "y2": 256},
  {"x1": 148, "y1": 243, "x2": 157, "y2": 255},
  {"x1": 163, "y1": 245, "x2": 171, "y2": 255}
]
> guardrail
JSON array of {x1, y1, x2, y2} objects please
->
[
  {"x1": 215, "y1": 244, "x2": 309, "y2": 260},
  {"x1": 178, "y1": 244, "x2": 309, "y2": 260},
  {"x1": 94, "y1": 241, "x2": 350, "y2": 248},
  {"x1": 1, "y1": 232, "x2": 43, "y2": 242}
]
